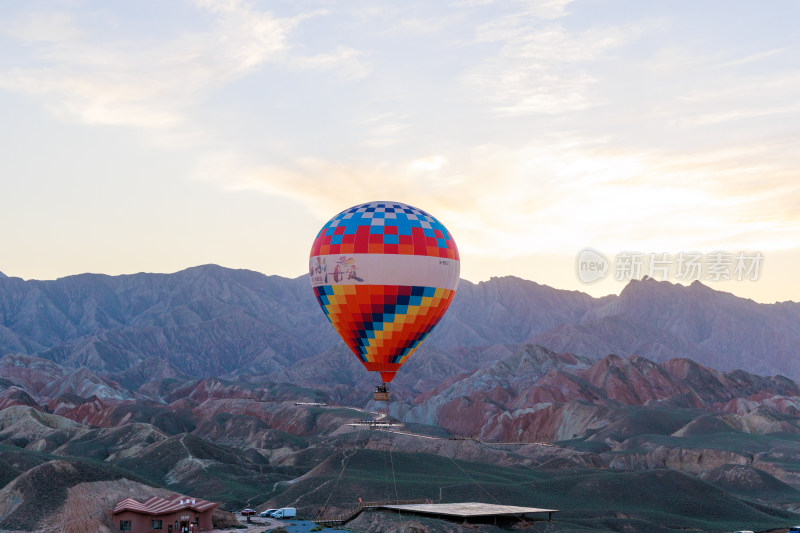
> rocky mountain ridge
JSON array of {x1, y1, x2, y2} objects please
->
[
  {"x1": 3, "y1": 346, "x2": 800, "y2": 532},
  {"x1": 391, "y1": 344, "x2": 800, "y2": 442},
  {"x1": 4, "y1": 345, "x2": 800, "y2": 450},
  {"x1": 1, "y1": 265, "x2": 798, "y2": 384}
]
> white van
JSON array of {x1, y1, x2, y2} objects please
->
[{"x1": 270, "y1": 507, "x2": 297, "y2": 519}]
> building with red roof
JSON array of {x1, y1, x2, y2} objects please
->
[{"x1": 112, "y1": 493, "x2": 219, "y2": 532}]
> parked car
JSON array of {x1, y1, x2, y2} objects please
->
[
  {"x1": 240, "y1": 508, "x2": 256, "y2": 516},
  {"x1": 259, "y1": 509, "x2": 278, "y2": 517}
]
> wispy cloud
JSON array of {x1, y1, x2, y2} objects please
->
[
  {"x1": 2, "y1": 10, "x2": 82, "y2": 43},
  {"x1": 464, "y1": 3, "x2": 634, "y2": 115},
  {"x1": 290, "y1": 45, "x2": 370, "y2": 80},
  {"x1": 0, "y1": 1, "x2": 366, "y2": 131},
  {"x1": 636, "y1": 45, "x2": 800, "y2": 135},
  {"x1": 225, "y1": 132, "x2": 800, "y2": 258},
  {"x1": 358, "y1": 113, "x2": 411, "y2": 148}
]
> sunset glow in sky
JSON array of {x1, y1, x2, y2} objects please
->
[{"x1": 1, "y1": 0, "x2": 798, "y2": 302}]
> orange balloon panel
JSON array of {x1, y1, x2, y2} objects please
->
[{"x1": 313, "y1": 284, "x2": 454, "y2": 383}]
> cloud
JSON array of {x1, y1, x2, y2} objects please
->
[
  {"x1": 358, "y1": 113, "x2": 411, "y2": 148},
  {"x1": 0, "y1": 1, "x2": 366, "y2": 131},
  {"x1": 0, "y1": 4, "x2": 288, "y2": 129},
  {"x1": 290, "y1": 45, "x2": 370, "y2": 80},
  {"x1": 410, "y1": 155, "x2": 448, "y2": 172},
  {"x1": 465, "y1": 4, "x2": 634, "y2": 115},
  {"x1": 1, "y1": 10, "x2": 82, "y2": 43},
  {"x1": 627, "y1": 44, "x2": 800, "y2": 140},
  {"x1": 219, "y1": 129, "x2": 799, "y2": 259},
  {"x1": 0, "y1": 67, "x2": 185, "y2": 128},
  {"x1": 466, "y1": 0, "x2": 575, "y2": 31}
]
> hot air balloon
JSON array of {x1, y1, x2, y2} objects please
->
[{"x1": 309, "y1": 201, "x2": 460, "y2": 401}]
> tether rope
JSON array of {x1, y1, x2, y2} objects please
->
[
  {"x1": 387, "y1": 430, "x2": 401, "y2": 520},
  {"x1": 388, "y1": 432, "x2": 399, "y2": 503},
  {"x1": 319, "y1": 424, "x2": 362, "y2": 516},
  {"x1": 383, "y1": 436, "x2": 391, "y2": 502},
  {"x1": 445, "y1": 441, "x2": 532, "y2": 527}
]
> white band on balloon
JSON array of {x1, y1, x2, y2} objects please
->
[{"x1": 309, "y1": 253, "x2": 460, "y2": 291}]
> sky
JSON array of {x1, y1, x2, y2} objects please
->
[{"x1": 1, "y1": 0, "x2": 798, "y2": 303}]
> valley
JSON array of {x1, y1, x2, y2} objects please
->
[{"x1": 1, "y1": 267, "x2": 800, "y2": 532}]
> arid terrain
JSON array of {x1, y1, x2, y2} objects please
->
[{"x1": 1, "y1": 266, "x2": 800, "y2": 532}]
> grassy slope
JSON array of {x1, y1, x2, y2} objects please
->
[
  {"x1": 270, "y1": 447, "x2": 799, "y2": 532},
  {"x1": 619, "y1": 431, "x2": 800, "y2": 454},
  {"x1": 701, "y1": 464, "x2": 800, "y2": 505},
  {"x1": 0, "y1": 451, "x2": 156, "y2": 531},
  {"x1": 110, "y1": 433, "x2": 319, "y2": 510},
  {"x1": 4, "y1": 399, "x2": 800, "y2": 531}
]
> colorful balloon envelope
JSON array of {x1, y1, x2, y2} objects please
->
[{"x1": 309, "y1": 201, "x2": 460, "y2": 384}]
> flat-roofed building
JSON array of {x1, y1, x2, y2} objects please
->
[
  {"x1": 379, "y1": 502, "x2": 557, "y2": 525},
  {"x1": 112, "y1": 493, "x2": 219, "y2": 533}
]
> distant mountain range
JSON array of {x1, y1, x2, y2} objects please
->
[{"x1": 0, "y1": 265, "x2": 798, "y2": 385}]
